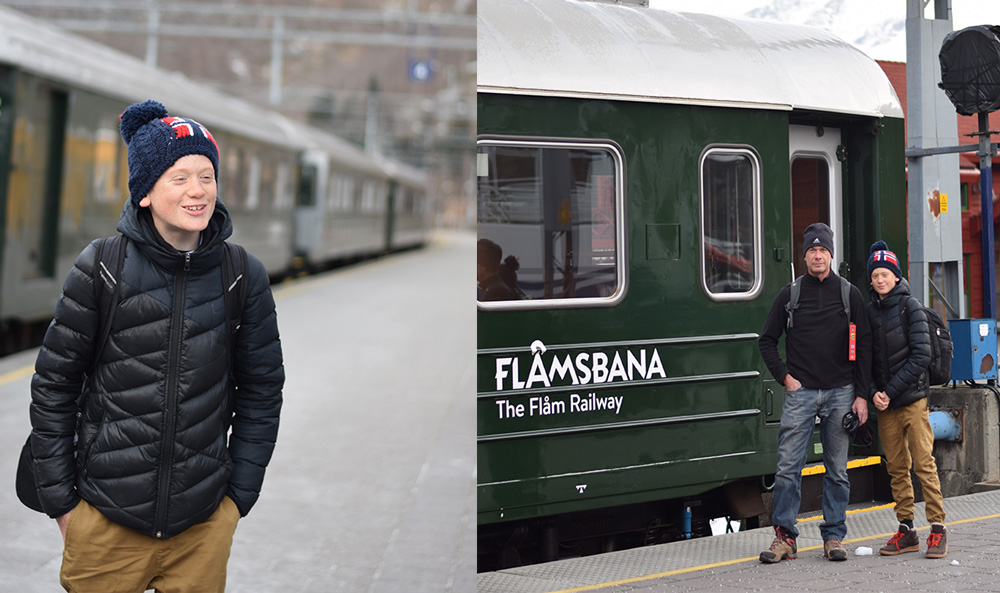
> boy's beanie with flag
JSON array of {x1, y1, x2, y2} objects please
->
[
  {"x1": 867, "y1": 240, "x2": 902, "y2": 279},
  {"x1": 119, "y1": 99, "x2": 220, "y2": 207}
]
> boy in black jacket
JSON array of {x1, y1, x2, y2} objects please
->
[
  {"x1": 757, "y1": 222, "x2": 871, "y2": 563},
  {"x1": 29, "y1": 100, "x2": 284, "y2": 592},
  {"x1": 866, "y1": 240, "x2": 947, "y2": 558}
]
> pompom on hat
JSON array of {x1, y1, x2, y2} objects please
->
[
  {"x1": 867, "y1": 240, "x2": 902, "y2": 279},
  {"x1": 120, "y1": 99, "x2": 220, "y2": 206}
]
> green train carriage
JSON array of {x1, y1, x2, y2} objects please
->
[{"x1": 477, "y1": 0, "x2": 907, "y2": 570}]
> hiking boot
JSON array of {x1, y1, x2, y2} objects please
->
[
  {"x1": 759, "y1": 526, "x2": 797, "y2": 563},
  {"x1": 880, "y1": 523, "x2": 920, "y2": 555},
  {"x1": 824, "y1": 538, "x2": 847, "y2": 561},
  {"x1": 926, "y1": 523, "x2": 948, "y2": 559}
]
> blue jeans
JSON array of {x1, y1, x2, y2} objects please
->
[{"x1": 772, "y1": 384, "x2": 854, "y2": 541}]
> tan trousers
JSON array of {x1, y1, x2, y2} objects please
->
[
  {"x1": 60, "y1": 497, "x2": 240, "y2": 593},
  {"x1": 877, "y1": 397, "x2": 946, "y2": 524}
]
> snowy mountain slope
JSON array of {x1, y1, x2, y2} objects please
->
[{"x1": 650, "y1": 0, "x2": 1000, "y2": 61}]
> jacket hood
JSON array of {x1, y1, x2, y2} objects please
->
[{"x1": 116, "y1": 198, "x2": 233, "y2": 272}]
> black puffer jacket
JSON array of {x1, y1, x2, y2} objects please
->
[
  {"x1": 867, "y1": 278, "x2": 931, "y2": 409},
  {"x1": 29, "y1": 199, "x2": 284, "y2": 538}
]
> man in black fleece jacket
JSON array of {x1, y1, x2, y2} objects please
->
[{"x1": 757, "y1": 222, "x2": 872, "y2": 564}]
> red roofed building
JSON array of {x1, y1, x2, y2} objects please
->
[{"x1": 878, "y1": 60, "x2": 1000, "y2": 318}]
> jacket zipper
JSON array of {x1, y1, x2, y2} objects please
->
[
  {"x1": 879, "y1": 306, "x2": 892, "y2": 387},
  {"x1": 154, "y1": 252, "x2": 189, "y2": 537}
]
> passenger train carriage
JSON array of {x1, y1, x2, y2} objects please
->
[
  {"x1": 477, "y1": 0, "x2": 907, "y2": 569},
  {"x1": 0, "y1": 5, "x2": 429, "y2": 345}
]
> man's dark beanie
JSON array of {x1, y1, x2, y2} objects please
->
[
  {"x1": 802, "y1": 222, "x2": 834, "y2": 256},
  {"x1": 119, "y1": 99, "x2": 220, "y2": 207}
]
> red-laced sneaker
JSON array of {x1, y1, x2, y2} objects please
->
[
  {"x1": 879, "y1": 524, "x2": 920, "y2": 555},
  {"x1": 759, "y1": 526, "x2": 797, "y2": 563},
  {"x1": 926, "y1": 523, "x2": 948, "y2": 559},
  {"x1": 824, "y1": 538, "x2": 848, "y2": 561}
]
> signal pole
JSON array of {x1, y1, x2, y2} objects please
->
[{"x1": 905, "y1": 0, "x2": 965, "y2": 318}]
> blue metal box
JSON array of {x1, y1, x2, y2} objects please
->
[{"x1": 949, "y1": 318, "x2": 997, "y2": 381}]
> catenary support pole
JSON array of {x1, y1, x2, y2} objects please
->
[{"x1": 980, "y1": 112, "x2": 996, "y2": 319}]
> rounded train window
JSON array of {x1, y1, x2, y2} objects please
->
[
  {"x1": 477, "y1": 137, "x2": 626, "y2": 310},
  {"x1": 699, "y1": 146, "x2": 763, "y2": 301}
]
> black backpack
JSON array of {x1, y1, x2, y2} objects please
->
[
  {"x1": 901, "y1": 296, "x2": 954, "y2": 386},
  {"x1": 15, "y1": 236, "x2": 248, "y2": 513}
]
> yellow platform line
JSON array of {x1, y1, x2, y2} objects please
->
[
  {"x1": 539, "y1": 512, "x2": 1000, "y2": 593},
  {"x1": 801, "y1": 455, "x2": 882, "y2": 476},
  {"x1": 799, "y1": 503, "x2": 896, "y2": 523},
  {"x1": 0, "y1": 365, "x2": 34, "y2": 386}
]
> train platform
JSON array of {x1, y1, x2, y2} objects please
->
[
  {"x1": 478, "y1": 488, "x2": 1000, "y2": 593},
  {"x1": 0, "y1": 229, "x2": 475, "y2": 592}
]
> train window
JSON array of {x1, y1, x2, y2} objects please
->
[
  {"x1": 329, "y1": 174, "x2": 352, "y2": 211},
  {"x1": 326, "y1": 174, "x2": 340, "y2": 210},
  {"x1": 378, "y1": 181, "x2": 389, "y2": 213},
  {"x1": 224, "y1": 149, "x2": 245, "y2": 208},
  {"x1": 246, "y1": 155, "x2": 261, "y2": 210},
  {"x1": 258, "y1": 159, "x2": 277, "y2": 209},
  {"x1": 699, "y1": 146, "x2": 763, "y2": 301},
  {"x1": 352, "y1": 175, "x2": 364, "y2": 212},
  {"x1": 377, "y1": 181, "x2": 389, "y2": 213},
  {"x1": 275, "y1": 162, "x2": 292, "y2": 209},
  {"x1": 118, "y1": 136, "x2": 130, "y2": 201},
  {"x1": 477, "y1": 137, "x2": 626, "y2": 309},
  {"x1": 93, "y1": 118, "x2": 122, "y2": 204},
  {"x1": 362, "y1": 180, "x2": 379, "y2": 213}
]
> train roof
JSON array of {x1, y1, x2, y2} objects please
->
[
  {"x1": 375, "y1": 155, "x2": 429, "y2": 189},
  {"x1": 0, "y1": 4, "x2": 415, "y2": 180},
  {"x1": 478, "y1": 0, "x2": 904, "y2": 119},
  {"x1": 285, "y1": 121, "x2": 388, "y2": 178}
]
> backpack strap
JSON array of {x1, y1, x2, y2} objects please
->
[
  {"x1": 899, "y1": 296, "x2": 921, "y2": 333},
  {"x1": 90, "y1": 235, "x2": 127, "y2": 376},
  {"x1": 786, "y1": 274, "x2": 852, "y2": 328},
  {"x1": 74, "y1": 235, "x2": 127, "y2": 416},
  {"x1": 785, "y1": 275, "x2": 805, "y2": 329},
  {"x1": 839, "y1": 276, "x2": 851, "y2": 321},
  {"x1": 221, "y1": 242, "x2": 249, "y2": 368}
]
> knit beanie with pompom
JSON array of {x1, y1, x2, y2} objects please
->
[
  {"x1": 867, "y1": 240, "x2": 902, "y2": 279},
  {"x1": 119, "y1": 99, "x2": 220, "y2": 206}
]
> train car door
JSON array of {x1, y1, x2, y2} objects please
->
[
  {"x1": 788, "y1": 124, "x2": 843, "y2": 279},
  {"x1": 0, "y1": 82, "x2": 68, "y2": 323}
]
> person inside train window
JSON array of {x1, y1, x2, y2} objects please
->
[
  {"x1": 757, "y1": 222, "x2": 872, "y2": 563},
  {"x1": 866, "y1": 240, "x2": 948, "y2": 559},
  {"x1": 478, "y1": 238, "x2": 519, "y2": 301},
  {"x1": 498, "y1": 254, "x2": 528, "y2": 300},
  {"x1": 27, "y1": 99, "x2": 284, "y2": 592}
]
